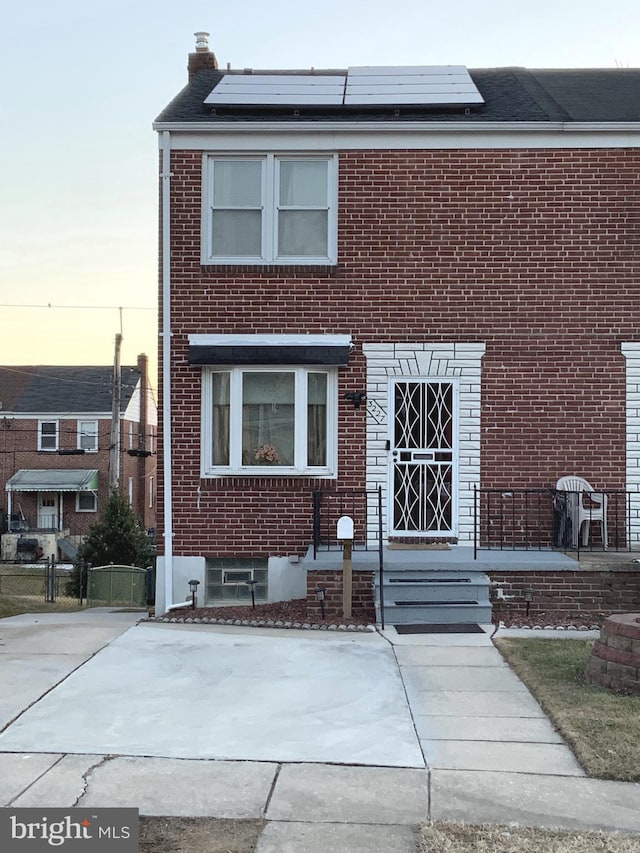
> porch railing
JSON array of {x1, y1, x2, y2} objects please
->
[
  {"x1": 312, "y1": 487, "x2": 385, "y2": 627},
  {"x1": 313, "y1": 488, "x2": 384, "y2": 555},
  {"x1": 473, "y1": 487, "x2": 638, "y2": 555}
]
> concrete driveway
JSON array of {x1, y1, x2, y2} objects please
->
[{"x1": 0, "y1": 613, "x2": 424, "y2": 768}]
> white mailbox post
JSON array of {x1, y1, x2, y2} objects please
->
[{"x1": 337, "y1": 515, "x2": 354, "y2": 618}]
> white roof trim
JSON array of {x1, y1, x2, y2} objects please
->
[{"x1": 189, "y1": 334, "x2": 351, "y2": 348}]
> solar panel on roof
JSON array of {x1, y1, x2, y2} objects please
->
[
  {"x1": 345, "y1": 65, "x2": 484, "y2": 106},
  {"x1": 204, "y1": 66, "x2": 484, "y2": 108},
  {"x1": 205, "y1": 74, "x2": 346, "y2": 106}
]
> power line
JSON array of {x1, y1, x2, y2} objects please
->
[{"x1": 0, "y1": 303, "x2": 154, "y2": 311}]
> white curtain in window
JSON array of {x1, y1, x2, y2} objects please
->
[
  {"x1": 307, "y1": 373, "x2": 327, "y2": 466},
  {"x1": 211, "y1": 373, "x2": 230, "y2": 465},
  {"x1": 278, "y1": 160, "x2": 328, "y2": 257},
  {"x1": 212, "y1": 160, "x2": 262, "y2": 257}
]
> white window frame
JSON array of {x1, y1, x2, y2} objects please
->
[
  {"x1": 38, "y1": 420, "x2": 58, "y2": 451},
  {"x1": 77, "y1": 419, "x2": 98, "y2": 452},
  {"x1": 76, "y1": 491, "x2": 97, "y2": 512},
  {"x1": 201, "y1": 366, "x2": 337, "y2": 477},
  {"x1": 202, "y1": 153, "x2": 338, "y2": 265}
]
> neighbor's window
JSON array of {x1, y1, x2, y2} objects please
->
[
  {"x1": 202, "y1": 367, "x2": 335, "y2": 476},
  {"x1": 76, "y1": 491, "x2": 97, "y2": 512},
  {"x1": 203, "y1": 154, "x2": 336, "y2": 264},
  {"x1": 77, "y1": 419, "x2": 98, "y2": 452},
  {"x1": 38, "y1": 420, "x2": 58, "y2": 451}
]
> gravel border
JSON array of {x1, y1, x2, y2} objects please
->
[{"x1": 148, "y1": 615, "x2": 374, "y2": 632}]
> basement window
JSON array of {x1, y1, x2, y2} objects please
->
[{"x1": 205, "y1": 557, "x2": 268, "y2": 604}]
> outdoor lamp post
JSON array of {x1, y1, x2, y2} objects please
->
[
  {"x1": 315, "y1": 585, "x2": 326, "y2": 620},
  {"x1": 188, "y1": 579, "x2": 200, "y2": 610},
  {"x1": 246, "y1": 578, "x2": 258, "y2": 609},
  {"x1": 523, "y1": 587, "x2": 534, "y2": 616}
]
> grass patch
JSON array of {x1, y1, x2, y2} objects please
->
[
  {"x1": 0, "y1": 595, "x2": 86, "y2": 619},
  {"x1": 495, "y1": 638, "x2": 640, "y2": 782},
  {"x1": 420, "y1": 822, "x2": 639, "y2": 852}
]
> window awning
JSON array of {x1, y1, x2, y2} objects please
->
[
  {"x1": 6, "y1": 469, "x2": 99, "y2": 493},
  {"x1": 188, "y1": 334, "x2": 352, "y2": 366}
]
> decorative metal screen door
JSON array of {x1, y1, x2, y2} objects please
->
[{"x1": 390, "y1": 379, "x2": 457, "y2": 536}]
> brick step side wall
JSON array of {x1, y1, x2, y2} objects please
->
[{"x1": 305, "y1": 568, "x2": 640, "y2": 626}]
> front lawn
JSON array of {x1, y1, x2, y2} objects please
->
[{"x1": 494, "y1": 638, "x2": 640, "y2": 782}]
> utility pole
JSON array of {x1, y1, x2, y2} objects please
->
[{"x1": 109, "y1": 333, "x2": 122, "y2": 491}]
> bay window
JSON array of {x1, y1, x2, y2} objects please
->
[
  {"x1": 203, "y1": 154, "x2": 336, "y2": 264},
  {"x1": 202, "y1": 366, "x2": 336, "y2": 476}
]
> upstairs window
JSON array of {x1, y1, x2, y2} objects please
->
[
  {"x1": 38, "y1": 421, "x2": 58, "y2": 451},
  {"x1": 203, "y1": 154, "x2": 337, "y2": 264},
  {"x1": 77, "y1": 420, "x2": 98, "y2": 452},
  {"x1": 201, "y1": 367, "x2": 336, "y2": 476}
]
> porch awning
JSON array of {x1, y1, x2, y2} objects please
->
[
  {"x1": 6, "y1": 469, "x2": 99, "y2": 492},
  {"x1": 188, "y1": 334, "x2": 352, "y2": 366}
]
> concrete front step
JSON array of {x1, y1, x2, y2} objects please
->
[
  {"x1": 376, "y1": 602, "x2": 493, "y2": 624},
  {"x1": 375, "y1": 569, "x2": 492, "y2": 626}
]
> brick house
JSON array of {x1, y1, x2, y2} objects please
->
[
  {"x1": 0, "y1": 355, "x2": 156, "y2": 562},
  {"x1": 153, "y1": 34, "x2": 640, "y2": 620}
]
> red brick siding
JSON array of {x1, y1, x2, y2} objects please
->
[
  {"x1": 306, "y1": 569, "x2": 376, "y2": 622},
  {"x1": 158, "y1": 147, "x2": 639, "y2": 556},
  {"x1": 488, "y1": 569, "x2": 640, "y2": 626},
  {"x1": 1, "y1": 416, "x2": 153, "y2": 536}
]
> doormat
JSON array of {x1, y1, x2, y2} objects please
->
[
  {"x1": 394, "y1": 623, "x2": 486, "y2": 634},
  {"x1": 387, "y1": 543, "x2": 451, "y2": 550}
]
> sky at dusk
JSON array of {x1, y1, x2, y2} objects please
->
[{"x1": 1, "y1": 0, "x2": 639, "y2": 393}]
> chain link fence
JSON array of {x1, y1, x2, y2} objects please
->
[{"x1": 0, "y1": 561, "x2": 78, "y2": 606}]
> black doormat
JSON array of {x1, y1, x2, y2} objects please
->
[{"x1": 394, "y1": 623, "x2": 486, "y2": 634}]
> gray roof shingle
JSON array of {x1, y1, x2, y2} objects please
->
[
  {"x1": 155, "y1": 66, "x2": 640, "y2": 125},
  {"x1": 0, "y1": 366, "x2": 141, "y2": 415}
]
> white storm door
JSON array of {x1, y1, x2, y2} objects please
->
[
  {"x1": 390, "y1": 379, "x2": 458, "y2": 536},
  {"x1": 37, "y1": 493, "x2": 58, "y2": 529}
]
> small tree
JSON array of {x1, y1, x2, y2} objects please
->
[
  {"x1": 77, "y1": 490, "x2": 155, "y2": 568},
  {"x1": 67, "y1": 491, "x2": 155, "y2": 598}
]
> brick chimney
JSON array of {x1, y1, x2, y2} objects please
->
[{"x1": 188, "y1": 31, "x2": 218, "y2": 80}]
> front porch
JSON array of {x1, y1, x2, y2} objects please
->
[{"x1": 304, "y1": 543, "x2": 640, "y2": 630}]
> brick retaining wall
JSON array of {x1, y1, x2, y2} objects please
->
[
  {"x1": 488, "y1": 568, "x2": 640, "y2": 627},
  {"x1": 585, "y1": 613, "x2": 640, "y2": 695}
]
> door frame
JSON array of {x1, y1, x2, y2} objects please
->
[
  {"x1": 37, "y1": 492, "x2": 59, "y2": 530},
  {"x1": 387, "y1": 376, "x2": 459, "y2": 537}
]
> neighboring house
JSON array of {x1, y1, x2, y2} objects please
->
[
  {"x1": 153, "y1": 33, "x2": 640, "y2": 616},
  {"x1": 0, "y1": 355, "x2": 157, "y2": 562}
]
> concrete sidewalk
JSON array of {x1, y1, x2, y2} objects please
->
[{"x1": 0, "y1": 610, "x2": 638, "y2": 853}]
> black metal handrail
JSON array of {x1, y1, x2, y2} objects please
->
[
  {"x1": 312, "y1": 488, "x2": 383, "y2": 555},
  {"x1": 473, "y1": 486, "x2": 637, "y2": 555}
]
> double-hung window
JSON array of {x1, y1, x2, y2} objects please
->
[
  {"x1": 77, "y1": 419, "x2": 98, "y2": 452},
  {"x1": 202, "y1": 367, "x2": 336, "y2": 476},
  {"x1": 203, "y1": 154, "x2": 337, "y2": 264},
  {"x1": 38, "y1": 420, "x2": 58, "y2": 451}
]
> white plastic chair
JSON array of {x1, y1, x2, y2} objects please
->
[{"x1": 556, "y1": 476, "x2": 608, "y2": 549}]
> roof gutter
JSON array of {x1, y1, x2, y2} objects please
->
[
  {"x1": 160, "y1": 130, "x2": 174, "y2": 613},
  {"x1": 152, "y1": 119, "x2": 640, "y2": 134}
]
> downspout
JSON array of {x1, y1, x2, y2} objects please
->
[{"x1": 161, "y1": 130, "x2": 174, "y2": 612}]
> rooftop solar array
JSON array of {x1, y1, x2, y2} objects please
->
[
  {"x1": 345, "y1": 66, "x2": 484, "y2": 106},
  {"x1": 205, "y1": 74, "x2": 346, "y2": 106},
  {"x1": 205, "y1": 66, "x2": 484, "y2": 108}
]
